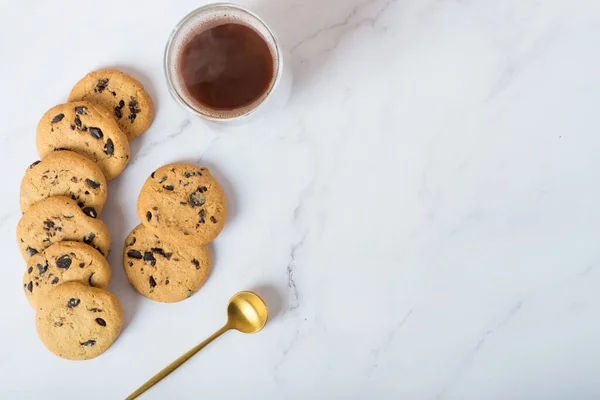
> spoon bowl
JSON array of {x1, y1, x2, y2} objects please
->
[{"x1": 227, "y1": 291, "x2": 268, "y2": 333}]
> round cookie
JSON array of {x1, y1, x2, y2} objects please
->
[
  {"x1": 35, "y1": 282, "x2": 123, "y2": 360},
  {"x1": 17, "y1": 196, "x2": 111, "y2": 261},
  {"x1": 36, "y1": 101, "x2": 130, "y2": 180},
  {"x1": 123, "y1": 224, "x2": 211, "y2": 302},
  {"x1": 23, "y1": 241, "x2": 111, "y2": 308},
  {"x1": 137, "y1": 164, "x2": 227, "y2": 245},
  {"x1": 20, "y1": 150, "x2": 107, "y2": 216},
  {"x1": 68, "y1": 69, "x2": 154, "y2": 141}
]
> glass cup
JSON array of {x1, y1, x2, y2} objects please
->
[{"x1": 164, "y1": 3, "x2": 291, "y2": 122}]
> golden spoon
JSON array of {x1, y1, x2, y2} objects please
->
[{"x1": 126, "y1": 291, "x2": 268, "y2": 400}]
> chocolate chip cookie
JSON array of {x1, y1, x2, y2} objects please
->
[
  {"x1": 35, "y1": 282, "x2": 123, "y2": 360},
  {"x1": 23, "y1": 241, "x2": 111, "y2": 308},
  {"x1": 36, "y1": 101, "x2": 130, "y2": 180},
  {"x1": 137, "y1": 164, "x2": 227, "y2": 245},
  {"x1": 20, "y1": 150, "x2": 107, "y2": 216},
  {"x1": 68, "y1": 69, "x2": 154, "y2": 141},
  {"x1": 16, "y1": 196, "x2": 111, "y2": 261},
  {"x1": 123, "y1": 224, "x2": 211, "y2": 302}
]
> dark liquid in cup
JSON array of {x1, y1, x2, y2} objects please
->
[{"x1": 178, "y1": 23, "x2": 275, "y2": 111}]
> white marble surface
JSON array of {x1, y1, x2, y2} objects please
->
[{"x1": 1, "y1": 0, "x2": 600, "y2": 398}]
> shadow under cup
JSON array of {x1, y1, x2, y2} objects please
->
[{"x1": 164, "y1": 3, "x2": 285, "y2": 122}]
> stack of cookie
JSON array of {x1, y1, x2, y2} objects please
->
[
  {"x1": 123, "y1": 163, "x2": 227, "y2": 303},
  {"x1": 17, "y1": 68, "x2": 154, "y2": 360}
]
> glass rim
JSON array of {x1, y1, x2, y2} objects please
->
[{"x1": 163, "y1": 3, "x2": 284, "y2": 122}]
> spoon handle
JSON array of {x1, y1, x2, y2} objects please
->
[{"x1": 126, "y1": 325, "x2": 230, "y2": 400}]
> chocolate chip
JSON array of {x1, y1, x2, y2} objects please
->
[
  {"x1": 77, "y1": 201, "x2": 84, "y2": 208},
  {"x1": 79, "y1": 262, "x2": 85, "y2": 268},
  {"x1": 70, "y1": 124, "x2": 76, "y2": 130},
  {"x1": 95, "y1": 318, "x2": 106, "y2": 327},
  {"x1": 28, "y1": 266, "x2": 33, "y2": 274},
  {"x1": 210, "y1": 216, "x2": 217, "y2": 223},
  {"x1": 89, "y1": 308, "x2": 102, "y2": 312},
  {"x1": 95, "y1": 78, "x2": 109, "y2": 93},
  {"x1": 56, "y1": 255, "x2": 72, "y2": 270},
  {"x1": 71, "y1": 176, "x2": 78, "y2": 183},
  {"x1": 128, "y1": 261, "x2": 133, "y2": 267},
  {"x1": 111, "y1": 91, "x2": 117, "y2": 96},
  {"x1": 146, "y1": 211, "x2": 152, "y2": 222},
  {"x1": 74, "y1": 115, "x2": 83, "y2": 129},
  {"x1": 198, "y1": 186, "x2": 207, "y2": 193},
  {"x1": 191, "y1": 259, "x2": 200, "y2": 269},
  {"x1": 129, "y1": 98, "x2": 139, "y2": 109},
  {"x1": 75, "y1": 106, "x2": 88, "y2": 115},
  {"x1": 127, "y1": 250, "x2": 143, "y2": 259},
  {"x1": 150, "y1": 247, "x2": 165, "y2": 255},
  {"x1": 184, "y1": 171, "x2": 192, "y2": 178},
  {"x1": 163, "y1": 185, "x2": 174, "y2": 191},
  {"x1": 151, "y1": 248, "x2": 172, "y2": 260},
  {"x1": 151, "y1": 171, "x2": 156, "y2": 179},
  {"x1": 126, "y1": 237, "x2": 136, "y2": 246},
  {"x1": 158, "y1": 176, "x2": 167, "y2": 184},
  {"x1": 144, "y1": 252, "x2": 156, "y2": 266},
  {"x1": 88, "y1": 272, "x2": 95, "y2": 286},
  {"x1": 114, "y1": 100, "x2": 125, "y2": 119},
  {"x1": 165, "y1": 279, "x2": 170, "y2": 285},
  {"x1": 149, "y1": 276, "x2": 156, "y2": 289},
  {"x1": 67, "y1": 298, "x2": 80, "y2": 308},
  {"x1": 83, "y1": 207, "x2": 97, "y2": 218},
  {"x1": 81, "y1": 340, "x2": 96, "y2": 347},
  {"x1": 51, "y1": 277, "x2": 59, "y2": 284},
  {"x1": 104, "y1": 139, "x2": 114, "y2": 156},
  {"x1": 128, "y1": 97, "x2": 140, "y2": 123},
  {"x1": 26, "y1": 247, "x2": 38, "y2": 257},
  {"x1": 89, "y1": 127, "x2": 103, "y2": 139},
  {"x1": 85, "y1": 178, "x2": 101, "y2": 189},
  {"x1": 43, "y1": 220, "x2": 55, "y2": 229},
  {"x1": 83, "y1": 233, "x2": 95, "y2": 245},
  {"x1": 27, "y1": 281, "x2": 33, "y2": 292},
  {"x1": 29, "y1": 160, "x2": 41, "y2": 169},
  {"x1": 51, "y1": 114, "x2": 65, "y2": 123},
  {"x1": 189, "y1": 189, "x2": 206, "y2": 207},
  {"x1": 37, "y1": 263, "x2": 48, "y2": 274}
]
